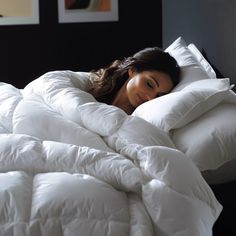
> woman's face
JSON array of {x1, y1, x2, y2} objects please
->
[{"x1": 126, "y1": 69, "x2": 173, "y2": 108}]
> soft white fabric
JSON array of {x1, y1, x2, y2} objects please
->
[
  {"x1": 187, "y1": 43, "x2": 217, "y2": 79},
  {"x1": 132, "y1": 78, "x2": 232, "y2": 132},
  {"x1": 0, "y1": 70, "x2": 222, "y2": 236},
  {"x1": 172, "y1": 103, "x2": 236, "y2": 184},
  {"x1": 134, "y1": 36, "x2": 236, "y2": 185},
  {"x1": 165, "y1": 37, "x2": 215, "y2": 92}
]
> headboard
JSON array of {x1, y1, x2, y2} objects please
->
[{"x1": 162, "y1": 0, "x2": 236, "y2": 90}]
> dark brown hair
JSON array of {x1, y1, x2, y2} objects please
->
[{"x1": 89, "y1": 47, "x2": 180, "y2": 104}]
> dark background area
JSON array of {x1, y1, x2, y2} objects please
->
[
  {"x1": 162, "y1": 0, "x2": 236, "y2": 90},
  {"x1": 0, "y1": 0, "x2": 162, "y2": 88}
]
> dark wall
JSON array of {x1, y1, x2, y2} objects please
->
[
  {"x1": 0, "y1": 0, "x2": 162, "y2": 88},
  {"x1": 162, "y1": 0, "x2": 236, "y2": 88}
]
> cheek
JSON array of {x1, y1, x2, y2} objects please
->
[
  {"x1": 126, "y1": 78, "x2": 140, "y2": 105},
  {"x1": 126, "y1": 78, "x2": 137, "y2": 93},
  {"x1": 128, "y1": 77, "x2": 144, "y2": 92}
]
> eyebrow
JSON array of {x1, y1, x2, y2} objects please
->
[{"x1": 151, "y1": 76, "x2": 159, "y2": 86}]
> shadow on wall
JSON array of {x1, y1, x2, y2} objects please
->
[{"x1": 201, "y1": 49, "x2": 224, "y2": 78}]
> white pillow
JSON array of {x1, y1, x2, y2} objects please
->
[
  {"x1": 165, "y1": 37, "x2": 216, "y2": 92},
  {"x1": 165, "y1": 36, "x2": 199, "y2": 67},
  {"x1": 187, "y1": 43, "x2": 217, "y2": 79},
  {"x1": 132, "y1": 78, "x2": 231, "y2": 132},
  {"x1": 171, "y1": 103, "x2": 236, "y2": 184}
]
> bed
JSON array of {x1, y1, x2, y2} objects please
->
[
  {"x1": 162, "y1": 1, "x2": 236, "y2": 235},
  {"x1": 0, "y1": 34, "x2": 235, "y2": 235}
]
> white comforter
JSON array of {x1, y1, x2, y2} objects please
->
[{"x1": 0, "y1": 71, "x2": 222, "y2": 236}]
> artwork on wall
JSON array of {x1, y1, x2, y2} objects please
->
[
  {"x1": 58, "y1": 0, "x2": 118, "y2": 23},
  {"x1": 0, "y1": 0, "x2": 39, "y2": 25}
]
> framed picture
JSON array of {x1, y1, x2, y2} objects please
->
[
  {"x1": 58, "y1": 0, "x2": 118, "y2": 23},
  {"x1": 0, "y1": 0, "x2": 39, "y2": 25}
]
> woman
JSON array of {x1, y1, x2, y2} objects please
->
[{"x1": 89, "y1": 47, "x2": 180, "y2": 114}]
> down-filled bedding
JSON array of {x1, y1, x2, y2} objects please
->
[
  {"x1": 0, "y1": 69, "x2": 224, "y2": 236},
  {"x1": 134, "y1": 37, "x2": 236, "y2": 185}
]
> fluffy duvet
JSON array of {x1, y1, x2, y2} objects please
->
[{"x1": 0, "y1": 71, "x2": 222, "y2": 236}]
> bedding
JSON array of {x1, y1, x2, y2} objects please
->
[
  {"x1": 0, "y1": 70, "x2": 223, "y2": 236},
  {"x1": 132, "y1": 78, "x2": 236, "y2": 185},
  {"x1": 164, "y1": 36, "x2": 215, "y2": 92},
  {"x1": 132, "y1": 78, "x2": 232, "y2": 132},
  {"x1": 172, "y1": 103, "x2": 236, "y2": 184},
  {"x1": 187, "y1": 43, "x2": 217, "y2": 79},
  {"x1": 133, "y1": 36, "x2": 236, "y2": 186}
]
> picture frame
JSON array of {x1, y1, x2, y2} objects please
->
[
  {"x1": 58, "y1": 0, "x2": 118, "y2": 23},
  {"x1": 0, "y1": 0, "x2": 39, "y2": 25}
]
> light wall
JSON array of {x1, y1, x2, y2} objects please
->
[{"x1": 0, "y1": 0, "x2": 31, "y2": 17}]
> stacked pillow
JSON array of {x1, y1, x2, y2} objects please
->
[
  {"x1": 165, "y1": 36, "x2": 216, "y2": 91},
  {"x1": 132, "y1": 37, "x2": 236, "y2": 184},
  {"x1": 172, "y1": 103, "x2": 236, "y2": 184},
  {"x1": 187, "y1": 43, "x2": 217, "y2": 79},
  {"x1": 132, "y1": 78, "x2": 231, "y2": 132}
]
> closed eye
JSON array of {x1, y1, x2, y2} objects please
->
[
  {"x1": 147, "y1": 81, "x2": 154, "y2": 88},
  {"x1": 153, "y1": 77, "x2": 159, "y2": 87},
  {"x1": 146, "y1": 79, "x2": 157, "y2": 89}
]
